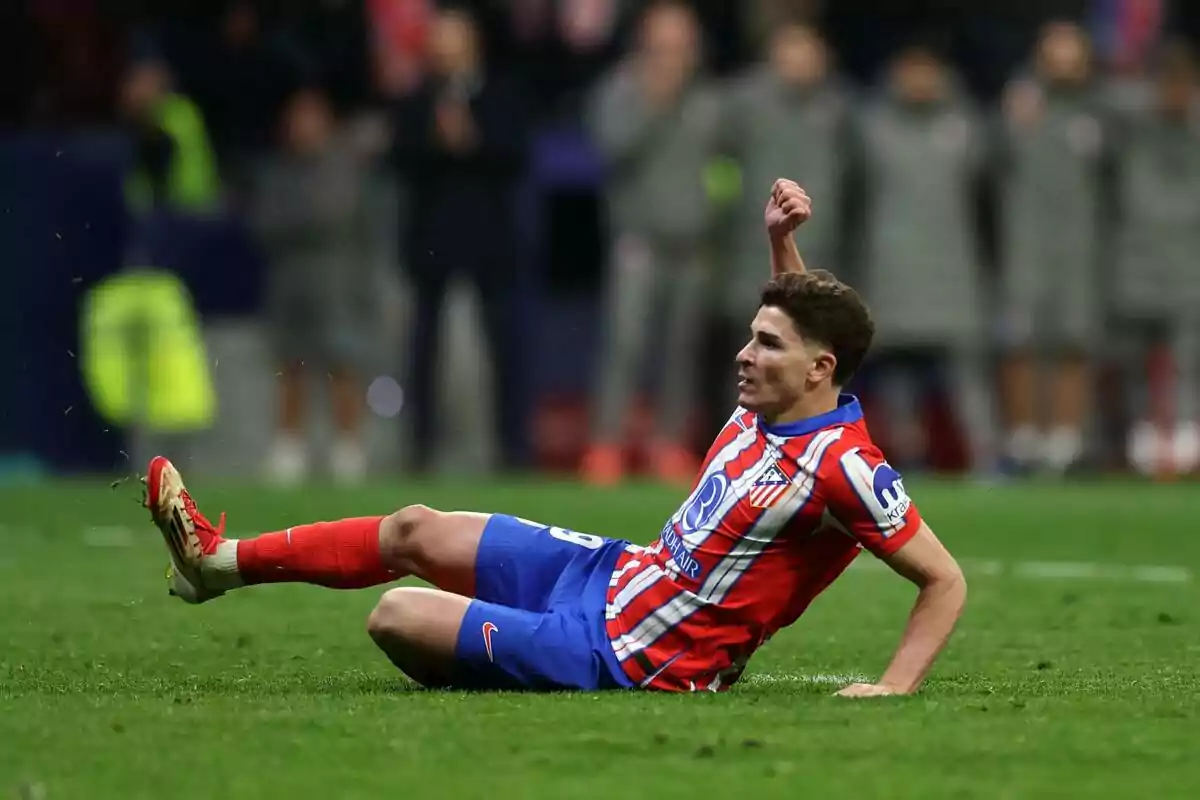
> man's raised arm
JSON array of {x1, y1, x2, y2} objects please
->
[{"x1": 764, "y1": 178, "x2": 812, "y2": 276}]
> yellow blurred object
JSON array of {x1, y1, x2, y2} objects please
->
[
  {"x1": 80, "y1": 269, "x2": 215, "y2": 432},
  {"x1": 125, "y1": 93, "x2": 222, "y2": 214}
]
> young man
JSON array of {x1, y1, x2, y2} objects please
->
[{"x1": 145, "y1": 180, "x2": 967, "y2": 696}]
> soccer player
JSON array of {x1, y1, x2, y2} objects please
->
[{"x1": 145, "y1": 179, "x2": 967, "y2": 696}]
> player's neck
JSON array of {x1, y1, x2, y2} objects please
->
[{"x1": 762, "y1": 388, "x2": 840, "y2": 427}]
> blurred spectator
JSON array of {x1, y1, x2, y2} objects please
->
[
  {"x1": 582, "y1": 0, "x2": 721, "y2": 485},
  {"x1": 742, "y1": 0, "x2": 823, "y2": 51},
  {"x1": 369, "y1": 0, "x2": 434, "y2": 99},
  {"x1": 718, "y1": 22, "x2": 854, "y2": 377},
  {"x1": 997, "y1": 21, "x2": 1108, "y2": 474},
  {"x1": 13, "y1": 0, "x2": 123, "y2": 128},
  {"x1": 120, "y1": 53, "x2": 221, "y2": 215},
  {"x1": 185, "y1": 1, "x2": 296, "y2": 191},
  {"x1": 507, "y1": 0, "x2": 623, "y2": 118},
  {"x1": 857, "y1": 40, "x2": 997, "y2": 474},
  {"x1": 392, "y1": 5, "x2": 531, "y2": 473},
  {"x1": 253, "y1": 85, "x2": 374, "y2": 485},
  {"x1": 1112, "y1": 40, "x2": 1200, "y2": 475}
]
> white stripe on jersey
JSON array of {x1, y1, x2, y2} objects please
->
[
  {"x1": 609, "y1": 429, "x2": 768, "y2": 618},
  {"x1": 608, "y1": 545, "x2": 646, "y2": 588},
  {"x1": 611, "y1": 427, "x2": 843, "y2": 662},
  {"x1": 839, "y1": 447, "x2": 909, "y2": 535},
  {"x1": 609, "y1": 563, "x2": 665, "y2": 612},
  {"x1": 724, "y1": 406, "x2": 750, "y2": 429},
  {"x1": 608, "y1": 426, "x2": 837, "y2": 629},
  {"x1": 680, "y1": 443, "x2": 779, "y2": 549},
  {"x1": 700, "y1": 428, "x2": 843, "y2": 600}
]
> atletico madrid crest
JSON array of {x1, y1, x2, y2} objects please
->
[{"x1": 748, "y1": 463, "x2": 792, "y2": 508}]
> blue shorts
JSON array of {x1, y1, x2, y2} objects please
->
[{"x1": 451, "y1": 514, "x2": 635, "y2": 691}]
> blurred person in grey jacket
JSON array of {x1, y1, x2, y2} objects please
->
[
  {"x1": 582, "y1": 0, "x2": 721, "y2": 485},
  {"x1": 997, "y1": 21, "x2": 1109, "y2": 475},
  {"x1": 254, "y1": 85, "x2": 373, "y2": 486},
  {"x1": 857, "y1": 40, "x2": 997, "y2": 475},
  {"x1": 1112, "y1": 41, "x2": 1200, "y2": 476},
  {"x1": 719, "y1": 22, "x2": 855, "y2": 351}
]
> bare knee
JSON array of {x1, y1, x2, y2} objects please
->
[
  {"x1": 366, "y1": 587, "x2": 461, "y2": 688},
  {"x1": 366, "y1": 587, "x2": 417, "y2": 643},
  {"x1": 379, "y1": 504, "x2": 442, "y2": 571}
]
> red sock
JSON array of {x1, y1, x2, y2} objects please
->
[{"x1": 236, "y1": 516, "x2": 395, "y2": 589}]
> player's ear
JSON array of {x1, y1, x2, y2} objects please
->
[{"x1": 809, "y1": 348, "x2": 837, "y2": 384}]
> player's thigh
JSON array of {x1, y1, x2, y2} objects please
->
[
  {"x1": 452, "y1": 597, "x2": 613, "y2": 691},
  {"x1": 366, "y1": 586, "x2": 471, "y2": 688},
  {"x1": 470, "y1": 514, "x2": 611, "y2": 612}
]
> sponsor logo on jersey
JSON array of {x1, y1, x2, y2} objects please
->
[
  {"x1": 681, "y1": 472, "x2": 729, "y2": 534},
  {"x1": 661, "y1": 522, "x2": 703, "y2": 580},
  {"x1": 748, "y1": 463, "x2": 792, "y2": 508},
  {"x1": 871, "y1": 463, "x2": 911, "y2": 523}
]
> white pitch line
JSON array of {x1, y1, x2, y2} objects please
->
[
  {"x1": 743, "y1": 673, "x2": 869, "y2": 687},
  {"x1": 81, "y1": 526, "x2": 134, "y2": 548},
  {"x1": 849, "y1": 556, "x2": 1191, "y2": 584}
]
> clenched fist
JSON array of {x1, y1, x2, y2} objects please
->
[{"x1": 764, "y1": 179, "x2": 812, "y2": 240}]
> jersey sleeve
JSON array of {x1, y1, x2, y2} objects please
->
[{"x1": 822, "y1": 444, "x2": 923, "y2": 558}]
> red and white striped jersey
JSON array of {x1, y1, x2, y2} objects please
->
[{"x1": 604, "y1": 395, "x2": 923, "y2": 692}]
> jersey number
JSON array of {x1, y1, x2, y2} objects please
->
[{"x1": 548, "y1": 526, "x2": 604, "y2": 550}]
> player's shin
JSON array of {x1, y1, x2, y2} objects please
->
[{"x1": 223, "y1": 517, "x2": 398, "y2": 589}]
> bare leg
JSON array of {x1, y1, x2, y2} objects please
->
[
  {"x1": 363, "y1": 509, "x2": 490, "y2": 687},
  {"x1": 1051, "y1": 354, "x2": 1090, "y2": 431},
  {"x1": 366, "y1": 586, "x2": 472, "y2": 688},
  {"x1": 180, "y1": 504, "x2": 489, "y2": 597},
  {"x1": 329, "y1": 366, "x2": 366, "y2": 482},
  {"x1": 947, "y1": 346, "x2": 998, "y2": 474},
  {"x1": 148, "y1": 458, "x2": 494, "y2": 685},
  {"x1": 1045, "y1": 352, "x2": 1089, "y2": 472},
  {"x1": 278, "y1": 361, "x2": 307, "y2": 435},
  {"x1": 376, "y1": 505, "x2": 488, "y2": 596},
  {"x1": 1000, "y1": 350, "x2": 1040, "y2": 468},
  {"x1": 267, "y1": 362, "x2": 309, "y2": 483},
  {"x1": 330, "y1": 367, "x2": 363, "y2": 436}
]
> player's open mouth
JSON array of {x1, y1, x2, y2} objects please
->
[{"x1": 738, "y1": 376, "x2": 754, "y2": 390}]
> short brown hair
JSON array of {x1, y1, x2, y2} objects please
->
[{"x1": 759, "y1": 270, "x2": 874, "y2": 386}]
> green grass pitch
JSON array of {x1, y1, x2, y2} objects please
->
[{"x1": 2, "y1": 478, "x2": 1198, "y2": 798}]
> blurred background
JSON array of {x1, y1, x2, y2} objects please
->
[{"x1": 1, "y1": 0, "x2": 1198, "y2": 487}]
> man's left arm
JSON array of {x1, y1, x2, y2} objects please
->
[
  {"x1": 838, "y1": 523, "x2": 967, "y2": 697},
  {"x1": 823, "y1": 449, "x2": 967, "y2": 697}
]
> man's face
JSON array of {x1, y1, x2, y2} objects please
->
[
  {"x1": 735, "y1": 306, "x2": 832, "y2": 416},
  {"x1": 1158, "y1": 72, "x2": 1195, "y2": 117},
  {"x1": 429, "y1": 10, "x2": 479, "y2": 78},
  {"x1": 1037, "y1": 23, "x2": 1090, "y2": 85},
  {"x1": 121, "y1": 61, "x2": 169, "y2": 117},
  {"x1": 639, "y1": 6, "x2": 698, "y2": 79},
  {"x1": 284, "y1": 91, "x2": 333, "y2": 154},
  {"x1": 770, "y1": 26, "x2": 827, "y2": 87},
  {"x1": 892, "y1": 51, "x2": 944, "y2": 104}
]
